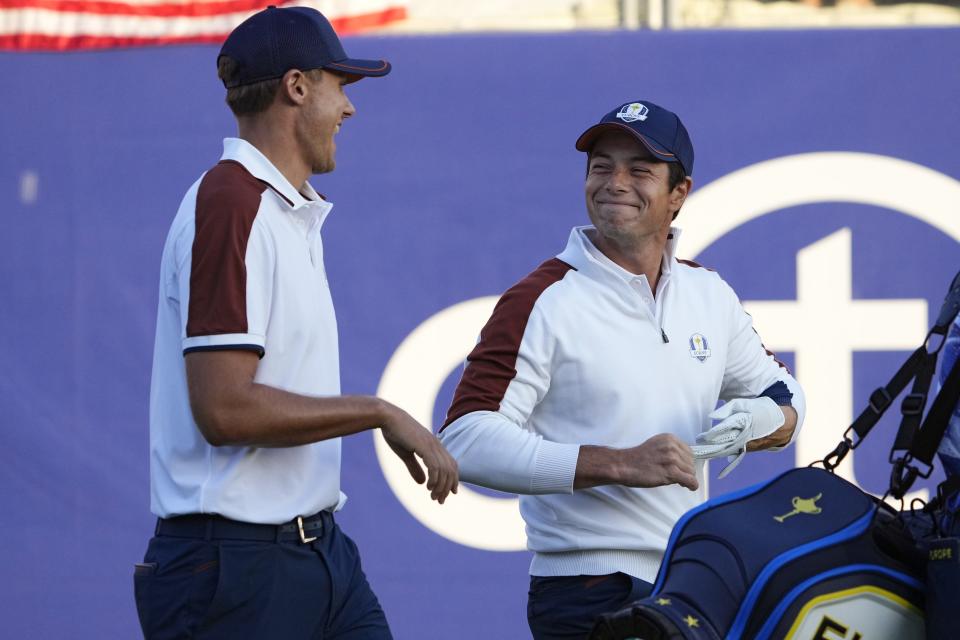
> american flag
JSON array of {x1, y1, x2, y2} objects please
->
[{"x1": 0, "y1": 0, "x2": 408, "y2": 50}]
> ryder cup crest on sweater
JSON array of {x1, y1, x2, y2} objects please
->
[{"x1": 689, "y1": 333, "x2": 712, "y2": 362}]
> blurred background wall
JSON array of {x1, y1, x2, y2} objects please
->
[{"x1": 1, "y1": 1, "x2": 959, "y2": 637}]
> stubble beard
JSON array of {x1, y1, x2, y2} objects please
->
[
  {"x1": 593, "y1": 203, "x2": 649, "y2": 253},
  {"x1": 597, "y1": 223, "x2": 645, "y2": 253},
  {"x1": 313, "y1": 157, "x2": 335, "y2": 174},
  {"x1": 311, "y1": 142, "x2": 336, "y2": 175}
]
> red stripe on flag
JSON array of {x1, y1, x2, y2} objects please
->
[
  {"x1": 0, "y1": 6, "x2": 408, "y2": 50},
  {"x1": 0, "y1": 33, "x2": 228, "y2": 49},
  {"x1": 0, "y1": 0, "x2": 275, "y2": 18},
  {"x1": 330, "y1": 6, "x2": 405, "y2": 34}
]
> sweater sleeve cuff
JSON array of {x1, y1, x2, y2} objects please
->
[
  {"x1": 759, "y1": 380, "x2": 793, "y2": 406},
  {"x1": 531, "y1": 441, "x2": 581, "y2": 494}
]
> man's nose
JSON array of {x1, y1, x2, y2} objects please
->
[
  {"x1": 343, "y1": 97, "x2": 356, "y2": 119},
  {"x1": 604, "y1": 167, "x2": 629, "y2": 192}
]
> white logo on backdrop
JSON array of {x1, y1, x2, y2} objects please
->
[{"x1": 375, "y1": 153, "x2": 960, "y2": 551}]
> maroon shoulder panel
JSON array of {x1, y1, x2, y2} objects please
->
[
  {"x1": 186, "y1": 160, "x2": 267, "y2": 338},
  {"x1": 440, "y1": 258, "x2": 575, "y2": 432},
  {"x1": 676, "y1": 257, "x2": 716, "y2": 272}
]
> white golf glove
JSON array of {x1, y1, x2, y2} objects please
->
[{"x1": 691, "y1": 397, "x2": 785, "y2": 478}]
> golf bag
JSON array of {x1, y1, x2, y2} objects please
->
[{"x1": 589, "y1": 269, "x2": 960, "y2": 640}]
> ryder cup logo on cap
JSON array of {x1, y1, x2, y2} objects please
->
[
  {"x1": 575, "y1": 99, "x2": 695, "y2": 176},
  {"x1": 218, "y1": 5, "x2": 391, "y2": 89},
  {"x1": 616, "y1": 103, "x2": 649, "y2": 123}
]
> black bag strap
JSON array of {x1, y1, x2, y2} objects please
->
[
  {"x1": 912, "y1": 357, "x2": 960, "y2": 467},
  {"x1": 819, "y1": 268, "x2": 960, "y2": 473},
  {"x1": 845, "y1": 346, "x2": 928, "y2": 448},
  {"x1": 884, "y1": 269, "x2": 960, "y2": 500},
  {"x1": 821, "y1": 344, "x2": 932, "y2": 471},
  {"x1": 890, "y1": 351, "x2": 939, "y2": 455},
  {"x1": 882, "y1": 269, "x2": 960, "y2": 453},
  {"x1": 889, "y1": 358, "x2": 960, "y2": 500}
]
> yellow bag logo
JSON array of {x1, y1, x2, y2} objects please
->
[{"x1": 774, "y1": 493, "x2": 823, "y2": 523}]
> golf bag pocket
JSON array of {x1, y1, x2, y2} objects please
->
[{"x1": 903, "y1": 503, "x2": 960, "y2": 640}]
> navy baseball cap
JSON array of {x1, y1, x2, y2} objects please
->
[
  {"x1": 218, "y1": 5, "x2": 391, "y2": 88},
  {"x1": 575, "y1": 100, "x2": 694, "y2": 176}
]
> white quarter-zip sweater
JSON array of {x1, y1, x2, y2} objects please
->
[{"x1": 439, "y1": 226, "x2": 805, "y2": 582}]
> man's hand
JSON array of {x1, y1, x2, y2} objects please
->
[
  {"x1": 381, "y1": 405, "x2": 459, "y2": 504},
  {"x1": 575, "y1": 434, "x2": 699, "y2": 491}
]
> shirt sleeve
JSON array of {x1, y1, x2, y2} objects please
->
[
  {"x1": 179, "y1": 170, "x2": 274, "y2": 356},
  {"x1": 718, "y1": 279, "x2": 806, "y2": 446},
  {"x1": 440, "y1": 411, "x2": 580, "y2": 495},
  {"x1": 439, "y1": 260, "x2": 580, "y2": 495}
]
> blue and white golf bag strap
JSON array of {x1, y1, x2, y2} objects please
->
[{"x1": 589, "y1": 467, "x2": 925, "y2": 640}]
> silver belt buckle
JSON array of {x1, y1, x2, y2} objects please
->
[{"x1": 297, "y1": 516, "x2": 317, "y2": 544}]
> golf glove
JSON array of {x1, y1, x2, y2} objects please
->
[{"x1": 691, "y1": 397, "x2": 785, "y2": 478}]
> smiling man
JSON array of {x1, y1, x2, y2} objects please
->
[
  {"x1": 134, "y1": 7, "x2": 458, "y2": 639},
  {"x1": 438, "y1": 100, "x2": 805, "y2": 638}
]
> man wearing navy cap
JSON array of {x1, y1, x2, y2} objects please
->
[
  {"x1": 439, "y1": 101, "x2": 805, "y2": 638},
  {"x1": 135, "y1": 7, "x2": 457, "y2": 638}
]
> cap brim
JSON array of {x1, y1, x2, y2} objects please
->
[
  {"x1": 324, "y1": 58, "x2": 392, "y2": 80},
  {"x1": 575, "y1": 122, "x2": 677, "y2": 164}
]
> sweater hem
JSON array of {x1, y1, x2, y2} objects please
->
[{"x1": 529, "y1": 549, "x2": 664, "y2": 583}]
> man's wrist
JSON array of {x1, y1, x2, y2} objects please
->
[
  {"x1": 773, "y1": 406, "x2": 797, "y2": 445},
  {"x1": 575, "y1": 445, "x2": 624, "y2": 489},
  {"x1": 372, "y1": 397, "x2": 396, "y2": 431},
  {"x1": 604, "y1": 447, "x2": 627, "y2": 484},
  {"x1": 747, "y1": 406, "x2": 797, "y2": 451}
]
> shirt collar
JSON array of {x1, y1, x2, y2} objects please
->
[
  {"x1": 662, "y1": 227, "x2": 681, "y2": 276},
  {"x1": 581, "y1": 229, "x2": 636, "y2": 283},
  {"x1": 560, "y1": 225, "x2": 682, "y2": 283},
  {"x1": 220, "y1": 138, "x2": 334, "y2": 225}
]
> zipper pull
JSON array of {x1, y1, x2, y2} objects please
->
[{"x1": 661, "y1": 328, "x2": 669, "y2": 344}]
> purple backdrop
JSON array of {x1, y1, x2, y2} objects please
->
[{"x1": 1, "y1": 27, "x2": 959, "y2": 638}]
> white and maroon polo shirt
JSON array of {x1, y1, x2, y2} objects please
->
[{"x1": 149, "y1": 138, "x2": 344, "y2": 524}]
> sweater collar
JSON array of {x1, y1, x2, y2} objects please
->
[{"x1": 558, "y1": 225, "x2": 682, "y2": 284}]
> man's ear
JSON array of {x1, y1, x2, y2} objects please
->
[
  {"x1": 670, "y1": 176, "x2": 693, "y2": 220},
  {"x1": 279, "y1": 69, "x2": 308, "y2": 105}
]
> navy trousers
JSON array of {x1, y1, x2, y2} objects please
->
[
  {"x1": 133, "y1": 513, "x2": 391, "y2": 639},
  {"x1": 527, "y1": 573, "x2": 653, "y2": 640}
]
